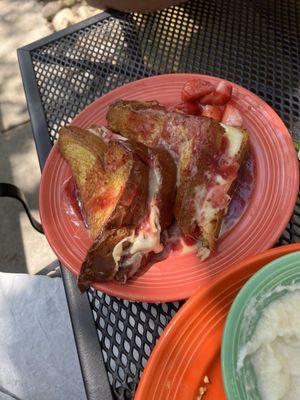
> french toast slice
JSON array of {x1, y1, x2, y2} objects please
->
[
  {"x1": 58, "y1": 126, "x2": 148, "y2": 240},
  {"x1": 107, "y1": 101, "x2": 224, "y2": 238},
  {"x1": 176, "y1": 125, "x2": 249, "y2": 257},
  {"x1": 77, "y1": 227, "x2": 132, "y2": 288},
  {"x1": 114, "y1": 146, "x2": 177, "y2": 283},
  {"x1": 107, "y1": 100, "x2": 166, "y2": 148},
  {"x1": 106, "y1": 100, "x2": 249, "y2": 257},
  {"x1": 107, "y1": 100, "x2": 223, "y2": 157},
  {"x1": 77, "y1": 144, "x2": 177, "y2": 290}
]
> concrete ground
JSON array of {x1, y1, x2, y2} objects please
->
[
  {"x1": 0, "y1": 123, "x2": 56, "y2": 274},
  {"x1": 1, "y1": 1, "x2": 100, "y2": 274},
  {"x1": 0, "y1": 1, "x2": 51, "y2": 131},
  {"x1": 0, "y1": 1, "x2": 55, "y2": 274}
]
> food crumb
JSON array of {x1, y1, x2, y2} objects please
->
[
  {"x1": 195, "y1": 375, "x2": 210, "y2": 399},
  {"x1": 196, "y1": 386, "x2": 207, "y2": 400},
  {"x1": 200, "y1": 387, "x2": 206, "y2": 395}
]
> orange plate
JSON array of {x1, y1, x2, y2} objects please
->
[
  {"x1": 135, "y1": 244, "x2": 300, "y2": 400},
  {"x1": 39, "y1": 74, "x2": 299, "y2": 302}
]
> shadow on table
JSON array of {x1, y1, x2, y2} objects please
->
[
  {"x1": 0, "y1": 123, "x2": 43, "y2": 274},
  {"x1": 29, "y1": 0, "x2": 300, "y2": 143}
]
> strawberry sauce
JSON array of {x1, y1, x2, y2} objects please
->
[
  {"x1": 63, "y1": 177, "x2": 87, "y2": 227},
  {"x1": 222, "y1": 150, "x2": 255, "y2": 234},
  {"x1": 89, "y1": 190, "x2": 115, "y2": 211}
]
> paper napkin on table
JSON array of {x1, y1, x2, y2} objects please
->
[{"x1": 0, "y1": 273, "x2": 86, "y2": 400}]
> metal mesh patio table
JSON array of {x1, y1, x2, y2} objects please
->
[{"x1": 18, "y1": 1, "x2": 300, "y2": 398}]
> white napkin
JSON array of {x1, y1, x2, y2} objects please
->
[{"x1": 0, "y1": 273, "x2": 86, "y2": 400}]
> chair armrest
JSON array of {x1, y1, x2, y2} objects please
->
[{"x1": 0, "y1": 183, "x2": 43, "y2": 233}]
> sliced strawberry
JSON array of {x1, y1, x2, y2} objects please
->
[
  {"x1": 198, "y1": 80, "x2": 232, "y2": 106},
  {"x1": 222, "y1": 103, "x2": 243, "y2": 127},
  {"x1": 201, "y1": 105, "x2": 223, "y2": 122},
  {"x1": 174, "y1": 101, "x2": 200, "y2": 116},
  {"x1": 181, "y1": 79, "x2": 214, "y2": 102}
]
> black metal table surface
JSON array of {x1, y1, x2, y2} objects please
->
[{"x1": 18, "y1": 1, "x2": 300, "y2": 399}]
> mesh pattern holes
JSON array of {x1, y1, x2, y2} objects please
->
[
  {"x1": 27, "y1": 0, "x2": 300, "y2": 398},
  {"x1": 31, "y1": 0, "x2": 300, "y2": 142},
  {"x1": 88, "y1": 289, "x2": 181, "y2": 399}
]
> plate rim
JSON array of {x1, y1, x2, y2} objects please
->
[
  {"x1": 134, "y1": 243, "x2": 300, "y2": 400},
  {"x1": 39, "y1": 73, "x2": 299, "y2": 302},
  {"x1": 221, "y1": 249, "x2": 300, "y2": 399}
]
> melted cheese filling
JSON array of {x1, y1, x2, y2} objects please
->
[
  {"x1": 220, "y1": 124, "x2": 244, "y2": 157},
  {"x1": 112, "y1": 164, "x2": 163, "y2": 267},
  {"x1": 194, "y1": 179, "x2": 231, "y2": 224}
]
